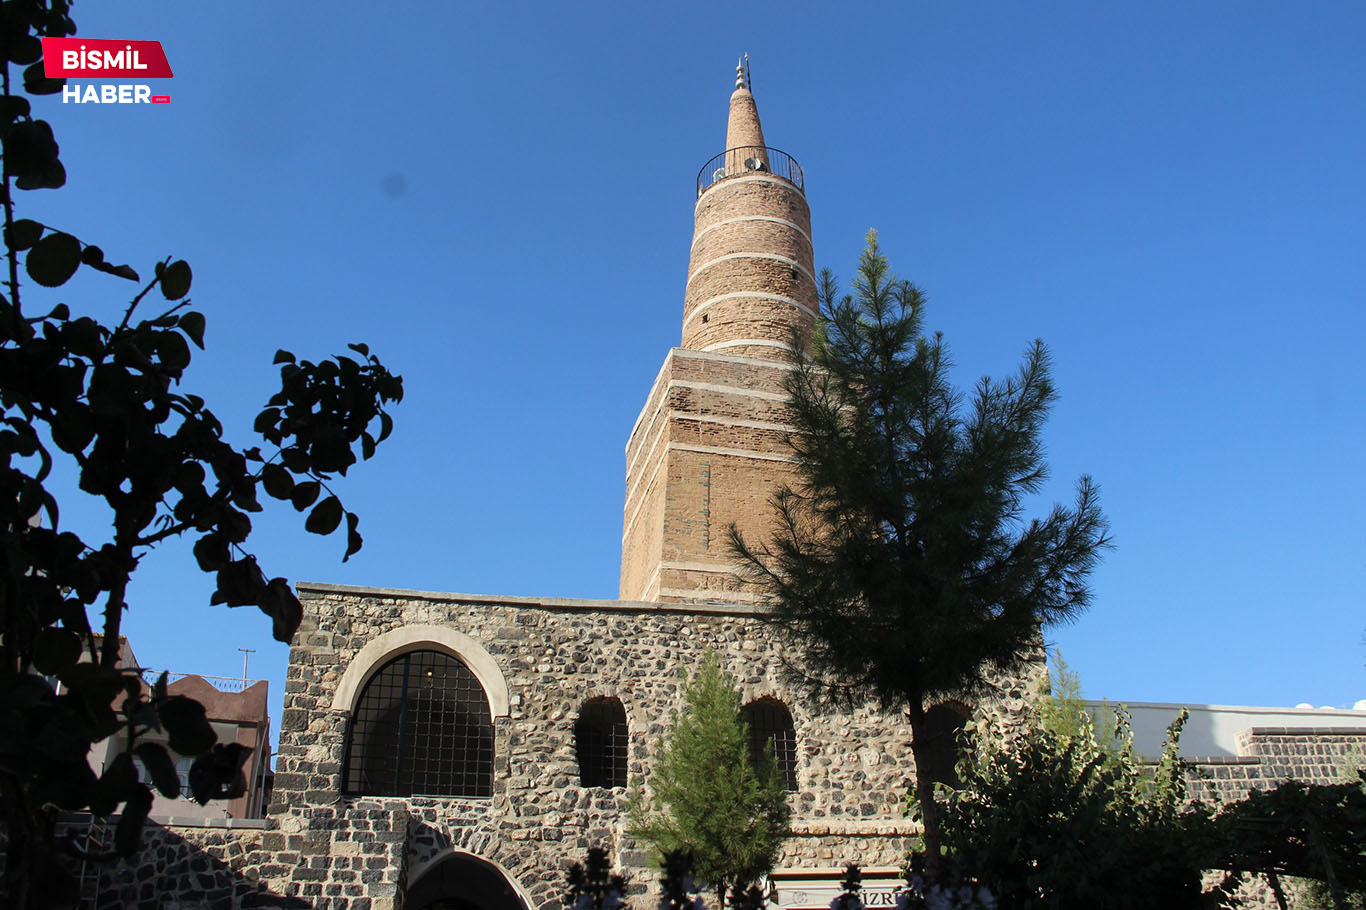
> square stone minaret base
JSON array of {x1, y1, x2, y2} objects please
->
[{"x1": 620, "y1": 347, "x2": 800, "y2": 602}]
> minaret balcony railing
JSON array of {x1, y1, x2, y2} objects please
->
[{"x1": 696, "y1": 146, "x2": 804, "y2": 197}]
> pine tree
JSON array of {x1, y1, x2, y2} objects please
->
[
  {"x1": 629, "y1": 652, "x2": 791, "y2": 909},
  {"x1": 730, "y1": 231, "x2": 1110, "y2": 876}
]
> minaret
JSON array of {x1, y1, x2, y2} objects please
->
[
  {"x1": 681, "y1": 57, "x2": 816, "y2": 359},
  {"x1": 621, "y1": 59, "x2": 811, "y2": 603}
]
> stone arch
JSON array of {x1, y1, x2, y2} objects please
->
[
  {"x1": 575, "y1": 696, "x2": 629, "y2": 789},
  {"x1": 405, "y1": 849, "x2": 533, "y2": 910},
  {"x1": 342, "y1": 649, "x2": 494, "y2": 797},
  {"x1": 332, "y1": 624, "x2": 510, "y2": 718}
]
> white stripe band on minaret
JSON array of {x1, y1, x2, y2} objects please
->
[
  {"x1": 701, "y1": 339, "x2": 796, "y2": 354},
  {"x1": 688, "y1": 252, "x2": 816, "y2": 286},
  {"x1": 693, "y1": 174, "x2": 801, "y2": 212},
  {"x1": 684, "y1": 292, "x2": 817, "y2": 329},
  {"x1": 691, "y1": 215, "x2": 814, "y2": 252}
]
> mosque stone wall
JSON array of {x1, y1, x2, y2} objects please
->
[{"x1": 260, "y1": 582, "x2": 1038, "y2": 909}]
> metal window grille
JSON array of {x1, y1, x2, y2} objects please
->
[
  {"x1": 919, "y1": 703, "x2": 969, "y2": 787},
  {"x1": 743, "y1": 698, "x2": 798, "y2": 791},
  {"x1": 174, "y1": 757, "x2": 193, "y2": 799},
  {"x1": 343, "y1": 650, "x2": 494, "y2": 797},
  {"x1": 575, "y1": 697, "x2": 628, "y2": 788},
  {"x1": 133, "y1": 752, "x2": 196, "y2": 800}
]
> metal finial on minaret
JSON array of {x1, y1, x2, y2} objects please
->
[{"x1": 735, "y1": 55, "x2": 746, "y2": 90}]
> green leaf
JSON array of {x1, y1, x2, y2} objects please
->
[
  {"x1": 259, "y1": 577, "x2": 302, "y2": 642},
  {"x1": 189, "y1": 742, "x2": 252, "y2": 804},
  {"x1": 254, "y1": 407, "x2": 280, "y2": 437},
  {"x1": 305, "y1": 495, "x2": 343, "y2": 534},
  {"x1": 347, "y1": 342, "x2": 370, "y2": 357},
  {"x1": 114, "y1": 784, "x2": 153, "y2": 856},
  {"x1": 6, "y1": 120, "x2": 61, "y2": 190},
  {"x1": 273, "y1": 349, "x2": 296, "y2": 365},
  {"x1": 193, "y1": 533, "x2": 228, "y2": 571},
  {"x1": 80, "y1": 244, "x2": 105, "y2": 266},
  {"x1": 25, "y1": 231, "x2": 81, "y2": 287},
  {"x1": 22, "y1": 61, "x2": 64, "y2": 95},
  {"x1": 108, "y1": 264, "x2": 140, "y2": 281},
  {"x1": 179, "y1": 311, "x2": 206, "y2": 348},
  {"x1": 15, "y1": 157, "x2": 66, "y2": 191},
  {"x1": 290, "y1": 480, "x2": 320, "y2": 511},
  {"x1": 157, "y1": 329, "x2": 191, "y2": 372},
  {"x1": 261, "y1": 463, "x2": 294, "y2": 500},
  {"x1": 7, "y1": 34, "x2": 42, "y2": 65},
  {"x1": 32, "y1": 704, "x2": 90, "y2": 763},
  {"x1": 133, "y1": 742, "x2": 181, "y2": 799},
  {"x1": 211, "y1": 557, "x2": 261, "y2": 607},
  {"x1": 33, "y1": 627, "x2": 82, "y2": 675},
  {"x1": 5, "y1": 218, "x2": 43, "y2": 250},
  {"x1": 343, "y1": 511, "x2": 362, "y2": 562},
  {"x1": 91, "y1": 752, "x2": 139, "y2": 816},
  {"x1": 159, "y1": 259, "x2": 192, "y2": 299},
  {"x1": 157, "y1": 695, "x2": 217, "y2": 755},
  {"x1": 0, "y1": 94, "x2": 31, "y2": 123}
]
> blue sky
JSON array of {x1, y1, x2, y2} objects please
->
[{"x1": 32, "y1": 2, "x2": 1365, "y2": 748}]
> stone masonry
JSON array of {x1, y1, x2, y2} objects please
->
[
  {"x1": 620, "y1": 349, "x2": 803, "y2": 603},
  {"x1": 262, "y1": 583, "x2": 1036, "y2": 909},
  {"x1": 56, "y1": 61, "x2": 1365, "y2": 910},
  {"x1": 1186, "y1": 728, "x2": 1366, "y2": 804}
]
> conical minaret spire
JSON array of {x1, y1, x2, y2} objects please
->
[
  {"x1": 680, "y1": 61, "x2": 815, "y2": 360},
  {"x1": 620, "y1": 62, "x2": 816, "y2": 602},
  {"x1": 726, "y1": 55, "x2": 766, "y2": 154}
]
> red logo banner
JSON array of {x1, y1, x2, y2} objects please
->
[{"x1": 41, "y1": 39, "x2": 173, "y2": 78}]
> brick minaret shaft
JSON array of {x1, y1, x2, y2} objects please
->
[
  {"x1": 621, "y1": 60, "x2": 812, "y2": 603},
  {"x1": 681, "y1": 64, "x2": 816, "y2": 358}
]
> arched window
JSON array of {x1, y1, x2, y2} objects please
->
[
  {"x1": 918, "y1": 703, "x2": 970, "y2": 787},
  {"x1": 574, "y1": 697, "x2": 628, "y2": 789},
  {"x1": 343, "y1": 649, "x2": 494, "y2": 797},
  {"x1": 742, "y1": 698, "x2": 797, "y2": 791}
]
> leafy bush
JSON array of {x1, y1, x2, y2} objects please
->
[
  {"x1": 933, "y1": 700, "x2": 1223, "y2": 909},
  {"x1": 1215, "y1": 773, "x2": 1366, "y2": 909}
]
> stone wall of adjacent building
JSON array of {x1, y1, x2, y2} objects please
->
[
  {"x1": 62, "y1": 817, "x2": 289, "y2": 909},
  {"x1": 1186, "y1": 727, "x2": 1366, "y2": 804},
  {"x1": 267, "y1": 582, "x2": 1038, "y2": 910},
  {"x1": 59, "y1": 808, "x2": 410, "y2": 909}
]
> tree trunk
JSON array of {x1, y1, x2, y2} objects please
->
[
  {"x1": 1265, "y1": 871, "x2": 1288, "y2": 910},
  {"x1": 906, "y1": 700, "x2": 943, "y2": 882}
]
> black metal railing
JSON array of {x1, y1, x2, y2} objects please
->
[{"x1": 696, "y1": 146, "x2": 804, "y2": 197}]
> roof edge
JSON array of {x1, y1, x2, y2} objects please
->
[
  {"x1": 295, "y1": 580, "x2": 766, "y2": 617},
  {"x1": 1083, "y1": 698, "x2": 1366, "y2": 717}
]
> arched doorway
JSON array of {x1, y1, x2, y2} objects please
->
[{"x1": 405, "y1": 852, "x2": 529, "y2": 910}]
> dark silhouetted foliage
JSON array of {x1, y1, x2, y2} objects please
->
[{"x1": 0, "y1": 3, "x2": 401, "y2": 906}]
